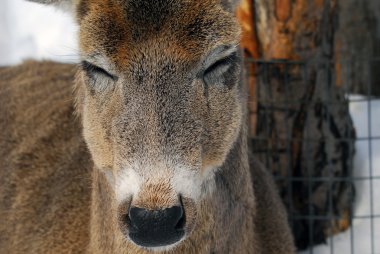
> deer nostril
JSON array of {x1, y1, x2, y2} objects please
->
[
  {"x1": 128, "y1": 206, "x2": 184, "y2": 230},
  {"x1": 127, "y1": 205, "x2": 185, "y2": 247},
  {"x1": 124, "y1": 213, "x2": 138, "y2": 233},
  {"x1": 175, "y1": 208, "x2": 186, "y2": 231},
  {"x1": 175, "y1": 196, "x2": 186, "y2": 230}
]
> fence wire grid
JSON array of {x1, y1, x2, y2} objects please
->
[{"x1": 244, "y1": 58, "x2": 379, "y2": 254}]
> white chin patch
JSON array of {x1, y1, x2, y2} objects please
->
[
  {"x1": 171, "y1": 165, "x2": 217, "y2": 201},
  {"x1": 115, "y1": 168, "x2": 142, "y2": 203}
]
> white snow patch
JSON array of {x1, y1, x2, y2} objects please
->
[{"x1": 0, "y1": 0, "x2": 78, "y2": 66}]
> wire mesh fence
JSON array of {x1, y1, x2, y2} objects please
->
[{"x1": 244, "y1": 57, "x2": 379, "y2": 253}]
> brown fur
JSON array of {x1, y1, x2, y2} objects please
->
[
  {"x1": 0, "y1": 61, "x2": 92, "y2": 253},
  {"x1": 1, "y1": 0, "x2": 295, "y2": 253}
]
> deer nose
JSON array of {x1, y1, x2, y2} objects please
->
[{"x1": 127, "y1": 206, "x2": 185, "y2": 247}]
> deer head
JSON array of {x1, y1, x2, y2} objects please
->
[{"x1": 28, "y1": 0, "x2": 242, "y2": 250}]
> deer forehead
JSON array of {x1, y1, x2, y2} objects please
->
[{"x1": 77, "y1": 0, "x2": 240, "y2": 68}]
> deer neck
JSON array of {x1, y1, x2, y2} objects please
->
[{"x1": 201, "y1": 120, "x2": 256, "y2": 253}]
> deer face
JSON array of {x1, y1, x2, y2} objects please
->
[{"x1": 36, "y1": 0, "x2": 242, "y2": 250}]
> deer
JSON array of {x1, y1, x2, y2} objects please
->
[{"x1": 0, "y1": 0, "x2": 295, "y2": 253}]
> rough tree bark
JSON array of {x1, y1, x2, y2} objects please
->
[
  {"x1": 335, "y1": 0, "x2": 380, "y2": 96},
  {"x1": 237, "y1": 0, "x2": 356, "y2": 250},
  {"x1": 236, "y1": 0, "x2": 259, "y2": 137}
]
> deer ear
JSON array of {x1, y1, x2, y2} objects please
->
[{"x1": 26, "y1": 0, "x2": 74, "y2": 12}]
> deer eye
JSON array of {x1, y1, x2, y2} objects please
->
[
  {"x1": 81, "y1": 61, "x2": 118, "y2": 92},
  {"x1": 202, "y1": 52, "x2": 239, "y2": 88},
  {"x1": 81, "y1": 61, "x2": 118, "y2": 81}
]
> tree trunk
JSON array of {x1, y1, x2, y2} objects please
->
[
  {"x1": 237, "y1": 0, "x2": 356, "y2": 250},
  {"x1": 336, "y1": 0, "x2": 380, "y2": 96},
  {"x1": 236, "y1": 0, "x2": 260, "y2": 137}
]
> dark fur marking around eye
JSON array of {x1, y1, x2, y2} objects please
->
[
  {"x1": 204, "y1": 52, "x2": 236, "y2": 76},
  {"x1": 81, "y1": 61, "x2": 118, "y2": 81},
  {"x1": 203, "y1": 52, "x2": 239, "y2": 89}
]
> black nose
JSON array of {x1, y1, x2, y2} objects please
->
[{"x1": 127, "y1": 206, "x2": 185, "y2": 247}]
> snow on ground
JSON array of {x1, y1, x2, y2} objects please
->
[{"x1": 0, "y1": 1, "x2": 379, "y2": 253}]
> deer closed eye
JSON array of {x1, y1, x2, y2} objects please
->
[
  {"x1": 81, "y1": 61, "x2": 118, "y2": 92},
  {"x1": 202, "y1": 52, "x2": 239, "y2": 88}
]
